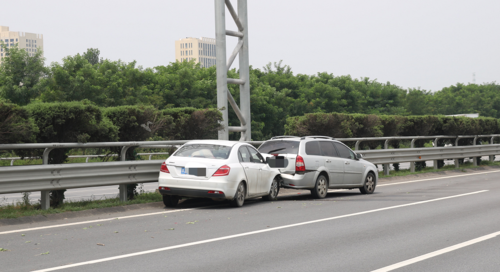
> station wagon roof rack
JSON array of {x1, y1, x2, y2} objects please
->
[
  {"x1": 300, "y1": 136, "x2": 335, "y2": 140},
  {"x1": 270, "y1": 135, "x2": 301, "y2": 140}
]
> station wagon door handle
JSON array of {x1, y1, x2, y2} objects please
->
[
  {"x1": 345, "y1": 161, "x2": 350, "y2": 165},
  {"x1": 325, "y1": 160, "x2": 331, "y2": 163}
]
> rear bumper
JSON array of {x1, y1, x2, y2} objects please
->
[
  {"x1": 158, "y1": 172, "x2": 237, "y2": 200},
  {"x1": 159, "y1": 188, "x2": 226, "y2": 199},
  {"x1": 280, "y1": 171, "x2": 317, "y2": 189}
]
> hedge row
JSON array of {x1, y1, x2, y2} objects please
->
[
  {"x1": 0, "y1": 102, "x2": 222, "y2": 146},
  {"x1": 285, "y1": 112, "x2": 500, "y2": 148}
]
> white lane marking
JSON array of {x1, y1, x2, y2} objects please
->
[
  {"x1": 0, "y1": 209, "x2": 192, "y2": 235},
  {"x1": 378, "y1": 169, "x2": 500, "y2": 187},
  {"x1": 32, "y1": 190, "x2": 488, "y2": 272},
  {"x1": 1, "y1": 169, "x2": 498, "y2": 235},
  {"x1": 372, "y1": 230, "x2": 500, "y2": 272}
]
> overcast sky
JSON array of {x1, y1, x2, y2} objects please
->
[{"x1": 2, "y1": 0, "x2": 499, "y2": 91}]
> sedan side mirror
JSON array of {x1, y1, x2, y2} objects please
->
[{"x1": 356, "y1": 153, "x2": 363, "y2": 160}]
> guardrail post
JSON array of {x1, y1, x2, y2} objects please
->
[
  {"x1": 473, "y1": 136, "x2": 478, "y2": 166},
  {"x1": 119, "y1": 146, "x2": 130, "y2": 202},
  {"x1": 433, "y1": 138, "x2": 439, "y2": 170},
  {"x1": 490, "y1": 136, "x2": 496, "y2": 162},
  {"x1": 383, "y1": 139, "x2": 390, "y2": 175},
  {"x1": 41, "y1": 148, "x2": 53, "y2": 210},
  {"x1": 383, "y1": 164, "x2": 390, "y2": 175},
  {"x1": 355, "y1": 141, "x2": 362, "y2": 151},
  {"x1": 119, "y1": 184, "x2": 128, "y2": 202},
  {"x1": 410, "y1": 139, "x2": 416, "y2": 172}
]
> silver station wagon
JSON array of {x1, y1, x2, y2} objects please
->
[{"x1": 258, "y1": 136, "x2": 378, "y2": 198}]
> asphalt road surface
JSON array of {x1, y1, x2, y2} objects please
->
[{"x1": 1, "y1": 169, "x2": 500, "y2": 271}]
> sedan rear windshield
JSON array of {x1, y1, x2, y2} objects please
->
[
  {"x1": 258, "y1": 141, "x2": 300, "y2": 154},
  {"x1": 174, "y1": 144, "x2": 232, "y2": 159}
]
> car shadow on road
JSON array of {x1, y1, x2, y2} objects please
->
[
  {"x1": 168, "y1": 189, "x2": 375, "y2": 210},
  {"x1": 278, "y1": 191, "x2": 364, "y2": 202}
]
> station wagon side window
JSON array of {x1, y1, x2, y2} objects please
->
[
  {"x1": 333, "y1": 142, "x2": 355, "y2": 160},
  {"x1": 238, "y1": 146, "x2": 251, "y2": 163},
  {"x1": 305, "y1": 141, "x2": 321, "y2": 155},
  {"x1": 319, "y1": 141, "x2": 339, "y2": 157}
]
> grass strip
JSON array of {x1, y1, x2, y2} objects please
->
[{"x1": 0, "y1": 192, "x2": 163, "y2": 219}]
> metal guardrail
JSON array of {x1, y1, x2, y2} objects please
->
[
  {"x1": 1, "y1": 135, "x2": 499, "y2": 210},
  {"x1": 359, "y1": 144, "x2": 499, "y2": 164},
  {"x1": 0, "y1": 153, "x2": 170, "y2": 166},
  {"x1": 0, "y1": 160, "x2": 161, "y2": 195}
]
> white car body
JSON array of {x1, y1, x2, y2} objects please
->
[{"x1": 158, "y1": 140, "x2": 281, "y2": 202}]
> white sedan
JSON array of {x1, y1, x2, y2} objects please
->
[{"x1": 158, "y1": 140, "x2": 282, "y2": 207}]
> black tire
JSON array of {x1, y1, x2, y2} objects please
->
[
  {"x1": 263, "y1": 177, "x2": 280, "y2": 201},
  {"x1": 310, "y1": 174, "x2": 328, "y2": 199},
  {"x1": 162, "y1": 195, "x2": 180, "y2": 207},
  {"x1": 359, "y1": 172, "x2": 376, "y2": 194},
  {"x1": 231, "y1": 182, "x2": 246, "y2": 207}
]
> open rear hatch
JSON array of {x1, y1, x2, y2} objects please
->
[
  {"x1": 258, "y1": 140, "x2": 300, "y2": 175},
  {"x1": 263, "y1": 153, "x2": 297, "y2": 174}
]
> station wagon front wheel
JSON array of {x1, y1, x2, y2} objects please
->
[{"x1": 360, "y1": 173, "x2": 376, "y2": 194}]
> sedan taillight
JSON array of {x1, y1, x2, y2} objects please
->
[
  {"x1": 295, "y1": 155, "x2": 306, "y2": 172},
  {"x1": 160, "y1": 162, "x2": 170, "y2": 173},
  {"x1": 213, "y1": 165, "x2": 230, "y2": 176}
]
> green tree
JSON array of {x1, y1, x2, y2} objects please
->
[
  {"x1": 83, "y1": 48, "x2": 101, "y2": 66},
  {"x1": 0, "y1": 43, "x2": 47, "y2": 105}
]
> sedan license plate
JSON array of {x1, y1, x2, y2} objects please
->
[
  {"x1": 189, "y1": 168, "x2": 206, "y2": 177},
  {"x1": 181, "y1": 167, "x2": 206, "y2": 176}
]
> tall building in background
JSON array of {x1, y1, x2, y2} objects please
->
[
  {"x1": 0, "y1": 26, "x2": 44, "y2": 65},
  {"x1": 175, "y1": 37, "x2": 216, "y2": 68}
]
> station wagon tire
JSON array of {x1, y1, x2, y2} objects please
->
[
  {"x1": 263, "y1": 177, "x2": 280, "y2": 201},
  {"x1": 311, "y1": 174, "x2": 328, "y2": 199},
  {"x1": 360, "y1": 172, "x2": 376, "y2": 194},
  {"x1": 163, "y1": 195, "x2": 180, "y2": 207},
  {"x1": 231, "y1": 182, "x2": 246, "y2": 207}
]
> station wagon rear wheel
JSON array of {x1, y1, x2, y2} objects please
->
[
  {"x1": 231, "y1": 182, "x2": 246, "y2": 207},
  {"x1": 360, "y1": 173, "x2": 376, "y2": 194},
  {"x1": 311, "y1": 174, "x2": 328, "y2": 199}
]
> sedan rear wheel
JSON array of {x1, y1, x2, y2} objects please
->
[
  {"x1": 311, "y1": 174, "x2": 328, "y2": 199},
  {"x1": 231, "y1": 182, "x2": 246, "y2": 207},
  {"x1": 263, "y1": 177, "x2": 280, "y2": 201},
  {"x1": 359, "y1": 173, "x2": 376, "y2": 194},
  {"x1": 162, "y1": 195, "x2": 179, "y2": 207}
]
